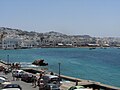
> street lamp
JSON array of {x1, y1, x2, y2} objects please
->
[
  {"x1": 58, "y1": 62, "x2": 61, "y2": 84},
  {"x1": 7, "y1": 55, "x2": 9, "y2": 65}
]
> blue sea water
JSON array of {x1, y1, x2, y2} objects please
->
[{"x1": 0, "y1": 48, "x2": 120, "y2": 87}]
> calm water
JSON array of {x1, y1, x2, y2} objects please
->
[{"x1": 0, "y1": 48, "x2": 120, "y2": 87}]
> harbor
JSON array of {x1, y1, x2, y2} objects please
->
[
  {"x1": 0, "y1": 47, "x2": 120, "y2": 88},
  {"x1": 1, "y1": 0, "x2": 120, "y2": 89}
]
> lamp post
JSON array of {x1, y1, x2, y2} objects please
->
[
  {"x1": 7, "y1": 55, "x2": 9, "y2": 65},
  {"x1": 58, "y1": 62, "x2": 61, "y2": 84}
]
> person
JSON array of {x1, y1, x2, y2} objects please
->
[
  {"x1": 15, "y1": 72, "x2": 19, "y2": 81},
  {"x1": 75, "y1": 79, "x2": 78, "y2": 86},
  {"x1": 31, "y1": 75, "x2": 34, "y2": 86},
  {"x1": 33, "y1": 76, "x2": 37, "y2": 88},
  {"x1": 37, "y1": 73, "x2": 43, "y2": 86},
  {"x1": 12, "y1": 71, "x2": 15, "y2": 81},
  {"x1": 38, "y1": 79, "x2": 45, "y2": 90},
  {"x1": 39, "y1": 73, "x2": 43, "y2": 79},
  {"x1": 50, "y1": 72, "x2": 54, "y2": 75}
]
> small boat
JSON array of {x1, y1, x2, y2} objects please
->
[
  {"x1": 118, "y1": 47, "x2": 120, "y2": 49},
  {"x1": 89, "y1": 47, "x2": 96, "y2": 50},
  {"x1": 32, "y1": 59, "x2": 48, "y2": 66}
]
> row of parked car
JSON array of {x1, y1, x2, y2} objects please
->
[
  {"x1": 12, "y1": 69, "x2": 61, "y2": 90},
  {"x1": 1, "y1": 69, "x2": 92, "y2": 90}
]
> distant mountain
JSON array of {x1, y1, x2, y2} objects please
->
[
  {"x1": 44, "y1": 31, "x2": 67, "y2": 37},
  {"x1": 0, "y1": 27, "x2": 90, "y2": 38},
  {"x1": 0, "y1": 27, "x2": 40, "y2": 37}
]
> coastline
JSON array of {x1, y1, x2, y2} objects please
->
[
  {"x1": 0, "y1": 48, "x2": 120, "y2": 89},
  {"x1": 0, "y1": 45, "x2": 114, "y2": 50}
]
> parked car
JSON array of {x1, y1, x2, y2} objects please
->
[
  {"x1": 68, "y1": 86, "x2": 85, "y2": 90},
  {"x1": 21, "y1": 73, "x2": 33, "y2": 83},
  {"x1": 2, "y1": 84, "x2": 22, "y2": 90},
  {"x1": 12, "y1": 70, "x2": 24, "y2": 78},
  {"x1": 68, "y1": 86, "x2": 92, "y2": 90},
  {"x1": 44, "y1": 83, "x2": 60, "y2": 90},
  {"x1": 42, "y1": 74, "x2": 60, "y2": 84},
  {"x1": 0, "y1": 77, "x2": 11, "y2": 88},
  {"x1": 0, "y1": 76, "x2": 8, "y2": 80}
]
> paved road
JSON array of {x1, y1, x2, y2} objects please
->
[
  {"x1": 0, "y1": 71, "x2": 75, "y2": 90},
  {"x1": 0, "y1": 72, "x2": 39, "y2": 90}
]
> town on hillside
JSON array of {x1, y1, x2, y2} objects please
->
[{"x1": 0, "y1": 27, "x2": 120, "y2": 49}]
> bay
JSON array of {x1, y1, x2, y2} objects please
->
[{"x1": 0, "y1": 48, "x2": 120, "y2": 87}]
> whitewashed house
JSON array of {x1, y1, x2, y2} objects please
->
[
  {"x1": 20, "y1": 40, "x2": 37, "y2": 48},
  {"x1": 2, "y1": 37, "x2": 21, "y2": 49}
]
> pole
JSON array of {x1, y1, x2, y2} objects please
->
[
  {"x1": 58, "y1": 63, "x2": 61, "y2": 84},
  {"x1": 7, "y1": 55, "x2": 9, "y2": 65}
]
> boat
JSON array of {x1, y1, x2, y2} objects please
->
[
  {"x1": 89, "y1": 47, "x2": 96, "y2": 50},
  {"x1": 118, "y1": 47, "x2": 120, "y2": 49}
]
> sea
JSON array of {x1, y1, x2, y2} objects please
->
[{"x1": 0, "y1": 48, "x2": 120, "y2": 87}]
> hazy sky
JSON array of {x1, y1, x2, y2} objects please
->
[{"x1": 0, "y1": 0, "x2": 120, "y2": 37}]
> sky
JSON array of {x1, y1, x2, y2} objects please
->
[{"x1": 0, "y1": 0, "x2": 120, "y2": 37}]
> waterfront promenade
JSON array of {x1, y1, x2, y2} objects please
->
[
  {"x1": 1, "y1": 70, "x2": 120, "y2": 90},
  {"x1": 0, "y1": 71, "x2": 39, "y2": 90},
  {"x1": 0, "y1": 61, "x2": 120, "y2": 90},
  {"x1": 0, "y1": 71, "x2": 76, "y2": 90}
]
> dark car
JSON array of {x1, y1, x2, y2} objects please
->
[
  {"x1": 44, "y1": 83, "x2": 60, "y2": 90},
  {"x1": 2, "y1": 84, "x2": 22, "y2": 90},
  {"x1": 21, "y1": 73, "x2": 33, "y2": 83}
]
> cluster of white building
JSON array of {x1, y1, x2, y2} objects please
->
[
  {"x1": 0, "y1": 28, "x2": 120, "y2": 49},
  {"x1": 0, "y1": 35, "x2": 119, "y2": 49},
  {"x1": 0, "y1": 35, "x2": 38, "y2": 49}
]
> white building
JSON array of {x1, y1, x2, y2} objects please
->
[
  {"x1": 20, "y1": 40, "x2": 37, "y2": 48},
  {"x1": 2, "y1": 37, "x2": 22, "y2": 49}
]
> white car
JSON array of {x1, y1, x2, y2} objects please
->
[
  {"x1": 2, "y1": 88, "x2": 21, "y2": 90},
  {"x1": 2, "y1": 84, "x2": 22, "y2": 90},
  {"x1": 12, "y1": 70, "x2": 24, "y2": 78},
  {"x1": 68, "y1": 86, "x2": 93, "y2": 90},
  {"x1": 74, "y1": 88, "x2": 93, "y2": 90},
  {"x1": 0, "y1": 77, "x2": 11, "y2": 87}
]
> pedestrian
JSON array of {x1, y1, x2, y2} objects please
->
[
  {"x1": 33, "y1": 76, "x2": 37, "y2": 88},
  {"x1": 38, "y1": 79, "x2": 45, "y2": 90},
  {"x1": 16, "y1": 73, "x2": 19, "y2": 81},
  {"x1": 39, "y1": 73, "x2": 43, "y2": 79},
  {"x1": 31, "y1": 75, "x2": 34, "y2": 86},
  {"x1": 50, "y1": 72, "x2": 54, "y2": 75},
  {"x1": 12, "y1": 71, "x2": 15, "y2": 81},
  {"x1": 75, "y1": 79, "x2": 78, "y2": 86}
]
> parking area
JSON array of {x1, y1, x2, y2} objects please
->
[
  {"x1": 0, "y1": 70, "x2": 75, "y2": 90},
  {"x1": 0, "y1": 71, "x2": 39, "y2": 90}
]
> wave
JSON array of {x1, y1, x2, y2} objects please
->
[{"x1": 20, "y1": 62, "x2": 39, "y2": 68}]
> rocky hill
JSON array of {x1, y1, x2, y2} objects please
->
[{"x1": 0, "y1": 27, "x2": 91, "y2": 38}]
